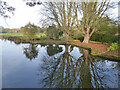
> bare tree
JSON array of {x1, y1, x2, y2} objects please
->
[
  {"x1": 40, "y1": 1, "x2": 77, "y2": 41},
  {"x1": 75, "y1": 0, "x2": 116, "y2": 43}
]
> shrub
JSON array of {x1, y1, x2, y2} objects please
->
[
  {"x1": 90, "y1": 32, "x2": 118, "y2": 44},
  {"x1": 36, "y1": 34, "x2": 47, "y2": 40},
  {"x1": 58, "y1": 35, "x2": 66, "y2": 40},
  {"x1": 107, "y1": 43, "x2": 119, "y2": 51}
]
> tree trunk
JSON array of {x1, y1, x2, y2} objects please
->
[
  {"x1": 65, "y1": 33, "x2": 69, "y2": 41},
  {"x1": 83, "y1": 49, "x2": 89, "y2": 65},
  {"x1": 83, "y1": 34, "x2": 90, "y2": 43}
]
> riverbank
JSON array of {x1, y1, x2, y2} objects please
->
[
  {"x1": 0, "y1": 35, "x2": 119, "y2": 61},
  {"x1": 70, "y1": 40, "x2": 119, "y2": 61}
]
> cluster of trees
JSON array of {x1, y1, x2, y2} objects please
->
[
  {"x1": 39, "y1": 1, "x2": 117, "y2": 43},
  {"x1": 0, "y1": 26, "x2": 20, "y2": 33}
]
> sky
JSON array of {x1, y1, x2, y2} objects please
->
[
  {"x1": 0, "y1": 0, "x2": 43, "y2": 29},
  {"x1": 0, "y1": 0, "x2": 118, "y2": 29}
]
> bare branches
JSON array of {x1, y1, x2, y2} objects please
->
[
  {"x1": 40, "y1": 1, "x2": 77, "y2": 38},
  {"x1": 0, "y1": 0, "x2": 15, "y2": 18}
]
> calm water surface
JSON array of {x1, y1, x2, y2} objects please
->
[{"x1": 1, "y1": 39, "x2": 120, "y2": 88}]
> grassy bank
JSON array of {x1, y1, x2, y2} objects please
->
[
  {"x1": 0, "y1": 33, "x2": 23, "y2": 37},
  {"x1": 0, "y1": 33, "x2": 46, "y2": 39}
]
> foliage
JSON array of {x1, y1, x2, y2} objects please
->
[
  {"x1": 36, "y1": 34, "x2": 46, "y2": 40},
  {"x1": 90, "y1": 18, "x2": 118, "y2": 44},
  {"x1": 21, "y1": 23, "x2": 38, "y2": 39},
  {"x1": 107, "y1": 43, "x2": 119, "y2": 51},
  {"x1": 46, "y1": 25, "x2": 59, "y2": 40},
  {"x1": 58, "y1": 34, "x2": 66, "y2": 40},
  {"x1": 96, "y1": 17, "x2": 118, "y2": 35},
  {"x1": 71, "y1": 30, "x2": 84, "y2": 42},
  {"x1": 90, "y1": 33, "x2": 118, "y2": 44}
]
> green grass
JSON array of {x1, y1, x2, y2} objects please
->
[
  {"x1": 89, "y1": 40, "x2": 110, "y2": 45},
  {"x1": 36, "y1": 33, "x2": 46, "y2": 38},
  {"x1": 0, "y1": 33, "x2": 47, "y2": 38},
  {"x1": 0, "y1": 33, "x2": 23, "y2": 37}
]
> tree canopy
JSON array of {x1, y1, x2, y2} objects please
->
[{"x1": 21, "y1": 22, "x2": 38, "y2": 39}]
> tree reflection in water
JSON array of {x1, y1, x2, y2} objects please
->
[
  {"x1": 38, "y1": 44, "x2": 108, "y2": 88},
  {"x1": 23, "y1": 44, "x2": 38, "y2": 60},
  {"x1": 22, "y1": 44, "x2": 117, "y2": 88},
  {"x1": 47, "y1": 44, "x2": 63, "y2": 56}
]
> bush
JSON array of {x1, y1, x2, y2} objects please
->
[
  {"x1": 90, "y1": 32, "x2": 118, "y2": 44},
  {"x1": 107, "y1": 43, "x2": 119, "y2": 51},
  {"x1": 58, "y1": 35, "x2": 66, "y2": 40},
  {"x1": 36, "y1": 34, "x2": 46, "y2": 40}
]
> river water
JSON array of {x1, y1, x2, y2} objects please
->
[{"x1": 1, "y1": 39, "x2": 120, "y2": 88}]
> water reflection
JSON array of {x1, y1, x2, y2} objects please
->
[
  {"x1": 47, "y1": 45, "x2": 62, "y2": 56},
  {"x1": 23, "y1": 44, "x2": 38, "y2": 60},
  {"x1": 38, "y1": 45, "x2": 111, "y2": 88}
]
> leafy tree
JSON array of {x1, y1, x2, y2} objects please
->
[
  {"x1": 46, "y1": 25, "x2": 59, "y2": 40},
  {"x1": 90, "y1": 17, "x2": 118, "y2": 43},
  {"x1": 21, "y1": 22, "x2": 38, "y2": 39},
  {"x1": 96, "y1": 17, "x2": 118, "y2": 34}
]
